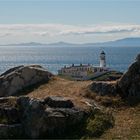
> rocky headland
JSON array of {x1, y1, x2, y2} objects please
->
[
  {"x1": 0, "y1": 65, "x2": 114, "y2": 139},
  {"x1": 0, "y1": 54, "x2": 140, "y2": 139},
  {"x1": 90, "y1": 54, "x2": 140, "y2": 104}
]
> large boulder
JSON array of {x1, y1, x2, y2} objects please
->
[
  {"x1": 90, "y1": 81, "x2": 117, "y2": 96},
  {"x1": 0, "y1": 96, "x2": 113, "y2": 139},
  {"x1": 16, "y1": 96, "x2": 87, "y2": 138},
  {"x1": 0, "y1": 65, "x2": 53, "y2": 97},
  {"x1": 117, "y1": 54, "x2": 140, "y2": 101},
  {"x1": 0, "y1": 96, "x2": 87, "y2": 138},
  {"x1": 44, "y1": 96, "x2": 74, "y2": 108},
  {"x1": 0, "y1": 124, "x2": 23, "y2": 138},
  {"x1": 90, "y1": 54, "x2": 140, "y2": 103},
  {"x1": 0, "y1": 96, "x2": 23, "y2": 138}
]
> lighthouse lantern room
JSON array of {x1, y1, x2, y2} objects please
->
[{"x1": 100, "y1": 51, "x2": 106, "y2": 67}]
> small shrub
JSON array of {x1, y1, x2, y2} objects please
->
[
  {"x1": 61, "y1": 108, "x2": 114, "y2": 139},
  {"x1": 85, "y1": 109, "x2": 114, "y2": 138}
]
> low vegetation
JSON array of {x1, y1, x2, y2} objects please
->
[
  {"x1": 92, "y1": 71, "x2": 123, "y2": 81},
  {"x1": 83, "y1": 109, "x2": 114, "y2": 139},
  {"x1": 61, "y1": 108, "x2": 114, "y2": 139},
  {"x1": 101, "y1": 104, "x2": 140, "y2": 139},
  {"x1": 7, "y1": 75, "x2": 139, "y2": 139},
  {"x1": 83, "y1": 89, "x2": 125, "y2": 108}
]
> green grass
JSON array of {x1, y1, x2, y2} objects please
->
[{"x1": 83, "y1": 108, "x2": 114, "y2": 139}]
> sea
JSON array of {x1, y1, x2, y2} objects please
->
[{"x1": 0, "y1": 46, "x2": 140, "y2": 74}]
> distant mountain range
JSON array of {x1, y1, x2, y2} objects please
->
[
  {"x1": 1, "y1": 37, "x2": 140, "y2": 47},
  {"x1": 0, "y1": 41, "x2": 77, "y2": 47}
]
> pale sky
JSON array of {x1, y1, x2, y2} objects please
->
[{"x1": 0, "y1": 0, "x2": 140, "y2": 44}]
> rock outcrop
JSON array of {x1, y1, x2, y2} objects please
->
[
  {"x1": 44, "y1": 96, "x2": 74, "y2": 108},
  {"x1": 93, "y1": 71, "x2": 123, "y2": 81},
  {"x1": 18, "y1": 97, "x2": 86, "y2": 138},
  {"x1": 0, "y1": 96, "x2": 23, "y2": 138},
  {"x1": 117, "y1": 54, "x2": 140, "y2": 101},
  {"x1": 0, "y1": 96, "x2": 88, "y2": 138},
  {"x1": 90, "y1": 81, "x2": 117, "y2": 96},
  {"x1": 0, "y1": 65, "x2": 53, "y2": 97},
  {"x1": 90, "y1": 54, "x2": 140, "y2": 103}
]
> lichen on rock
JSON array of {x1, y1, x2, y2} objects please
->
[
  {"x1": 117, "y1": 54, "x2": 140, "y2": 103},
  {"x1": 0, "y1": 65, "x2": 53, "y2": 97}
]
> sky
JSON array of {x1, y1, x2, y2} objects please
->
[{"x1": 0, "y1": 0, "x2": 140, "y2": 44}]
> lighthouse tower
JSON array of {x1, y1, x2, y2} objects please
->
[{"x1": 100, "y1": 51, "x2": 106, "y2": 67}]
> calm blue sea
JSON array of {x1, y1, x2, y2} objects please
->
[{"x1": 0, "y1": 46, "x2": 140, "y2": 74}]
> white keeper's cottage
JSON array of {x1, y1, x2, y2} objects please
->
[{"x1": 58, "y1": 51, "x2": 110, "y2": 80}]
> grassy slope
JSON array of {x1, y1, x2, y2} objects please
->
[
  {"x1": 92, "y1": 71, "x2": 123, "y2": 81},
  {"x1": 27, "y1": 76, "x2": 93, "y2": 109},
  {"x1": 101, "y1": 105, "x2": 140, "y2": 140},
  {"x1": 25, "y1": 76, "x2": 140, "y2": 139}
]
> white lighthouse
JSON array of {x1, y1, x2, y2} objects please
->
[
  {"x1": 100, "y1": 50, "x2": 106, "y2": 67},
  {"x1": 58, "y1": 50, "x2": 109, "y2": 80}
]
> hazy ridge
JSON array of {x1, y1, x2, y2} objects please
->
[{"x1": 1, "y1": 37, "x2": 140, "y2": 47}]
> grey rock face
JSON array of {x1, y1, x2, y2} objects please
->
[
  {"x1": 90, "y1": 81, "x2": 117, "y2": 96},
  {"x1": 17, "y1": 96, "x2": 86, "y2": 138},
  {"x1": 90, "y1": 53, "x2": 140, "y2": 103},
  {"x1": 44, "y1": 96, "x2": 74, "y2": 108},
  {"x1": 0, "y1": 65, "x2": 53, "y2": 97},
  {"x1": 0, "y1": 96, "x2": 24, "y2": 138},
  {"x1": 0, "y1": 107, "x2": 20, "y2": 124},
  {"x1": 117, "y1": 54, "x2": 140, "y2": 101},
  {"x1": 0, "y1": 96, "x2": 88, "y2": 138},
  {"x1": 0, "y1": 124, "x2": 23, "y2": 138}
]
